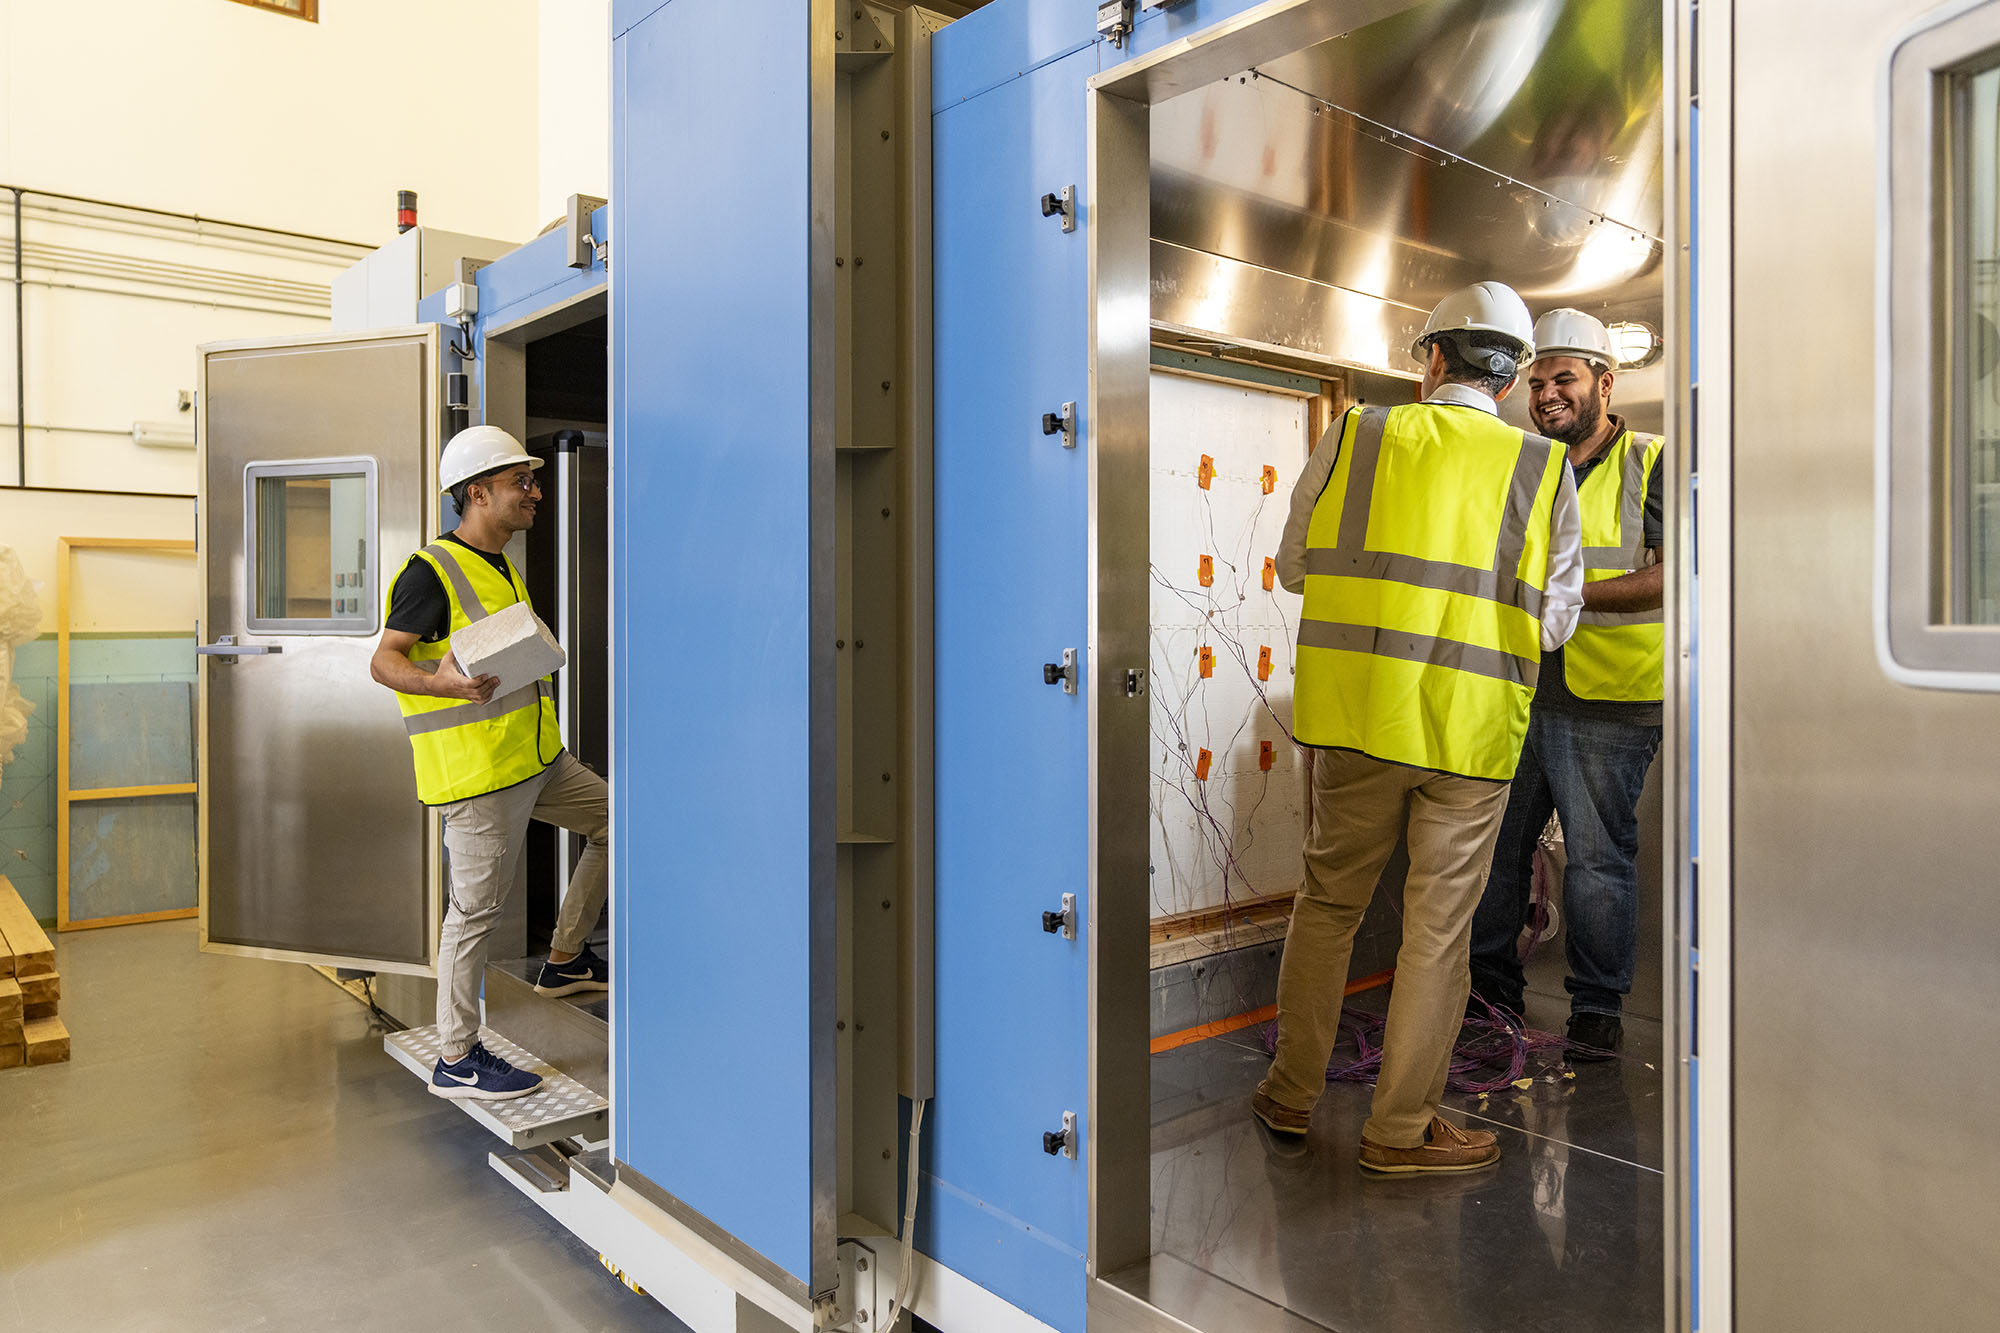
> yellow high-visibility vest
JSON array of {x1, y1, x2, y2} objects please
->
[
  {"x1": 1566, "y1": 428, "x2": 1665, "y2": 702},
  {"x1": 385, "y1": 540, "x2": 561, "y2": 806},
  {"x1": 1296, "y1": 403, "x2": 1565, "y2": 781}
]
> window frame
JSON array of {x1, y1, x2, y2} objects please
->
[
  {"x1": 1880, "y1": 0, "x2": 2000, "y2": 688},
  {"x1": 241, "y1": 455, "x2": 380, "y2": 636}
]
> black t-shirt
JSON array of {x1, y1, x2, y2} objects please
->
[
  {"x1": 384, "y1": 533, "x2": 517, "y2": 643},
  {"x1": 1538, "y1": 420, "x2": 1666, "y2": 725}
]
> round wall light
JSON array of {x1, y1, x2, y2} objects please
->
[{"x1": 1607, "y1": 320, "x2": 1663, "y2": 370}]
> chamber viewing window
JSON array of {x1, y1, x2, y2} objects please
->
[
  {"x1": 1880, "y1": 2, "x2": 2000, "y2": 688},
  {"x1": 1954, "y1": 63, "x2": 2000, "y2": 624},
  {"x1": 244, "y1": 458, "x2": 378, "y2": 635}
]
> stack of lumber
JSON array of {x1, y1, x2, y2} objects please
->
[{"x1": 0, "y1": 875, "x2": 68, "y2": 1068}]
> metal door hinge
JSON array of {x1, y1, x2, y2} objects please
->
[
  {"x1": 1041, "y1": 892, "x2": 1077, "y2": 941},
  {"x1": 825, "y1": 1240, "x2": 879, "y2": 1331},
  {"x1": 1043, "y1": 1110, "x2": 1078, "y2": 1159},
  {"x1": 1039, "y1": 185, "x2": 1075, "y2": 233},
  {"x1": 1124, "y1": 667, "x2": 1147, "y2": 698},
  {"x1": 1042, "y1": 647, "x2": 1077, "y2": 695},
  {"x1": 1042, "y1": 400, "x2": 1076, "y2": 448},
  {"x1": 1097, "y1": 0, "x2": 1134, "y2": 47}
]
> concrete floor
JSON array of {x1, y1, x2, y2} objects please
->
[{"x1": 0, "y1": 919, "x2": 687, "y2": 1331}]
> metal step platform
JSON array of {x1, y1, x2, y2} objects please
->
[
  {"x1": 384, "y1": 1023, "x2": 608, "y2": 1149},
  {"x1": 483, "y1": 955, "x2": 609, "y2": 1095}
]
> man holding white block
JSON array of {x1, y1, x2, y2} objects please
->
[{"x1": 369, "y1": 425, "x2": 609, "y2": 1102}]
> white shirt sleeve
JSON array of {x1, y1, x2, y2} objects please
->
[
  {"x1": 1540, "y1": 463, "x2": 1585, "y2": 650},
  {"x1": 1277, "y1": 417, "x2": 1344, "y2": 594}
]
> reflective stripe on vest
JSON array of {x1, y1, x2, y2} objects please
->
[
  {"x1": 1564, "y1": 429, "x2": 1665, "y2": 703},
  {"x1": 387, "y1": 540, "x2": 562, "y2": 805},
  {"x1": 1294, "y1": 403, "x2": 1563, "y2": 781}
]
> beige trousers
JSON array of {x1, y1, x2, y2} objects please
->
[
  {"x1": 435, "y1": 751, "x2": 609, "y2": 1061},
  {"x1": 1260, "y1": 748, "x2": 1512, "y2": 1148}
]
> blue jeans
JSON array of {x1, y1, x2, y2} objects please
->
[{"x1": 1470, "y1": 709, "x2": 1661, "y2": 1018}]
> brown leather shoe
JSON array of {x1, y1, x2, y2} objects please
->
[
  {"x1": 1250, "y1": 1088, "x2": 1312, "y2": 1136},
  {"x1": 1359, "y1": 1116, "x2": 1500, "y2": 1174}
]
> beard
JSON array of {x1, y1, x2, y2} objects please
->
[{"x1": 1540, "y1": 390, "x2": 1603, "y2": 448}]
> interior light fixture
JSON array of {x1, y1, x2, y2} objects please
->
[{"x1": 1607, "y1": 320, "x2": 1663, "y2": 370}]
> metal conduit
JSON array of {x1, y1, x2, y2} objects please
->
[
  {"x1": 3, "y1": 184, "x2": 371, "y2": 489},
  {"x1": 13, "y1": 188, "x2": 23, "y2": 487}
]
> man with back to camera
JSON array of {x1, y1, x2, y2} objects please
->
[
  {"x1": 1251, "y1": 282, "x2": 1584, "y2": 1173},
  {"x1": 369, "y1": 424, "x2": 611, "y2": 1101},
  {"x1": 1469, "y1": 309, "x2": 1666, "y2": 1060}
]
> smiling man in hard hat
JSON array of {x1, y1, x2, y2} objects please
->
[
  {"x1": 1253, "y1": 282, "x2": 1584, "y2": 1173},
  {"x1": 1469, "y1": 309, "x2": 1665, "y2": 1061},
  {"x1": 369, "y1": 425, "x2": 610, "y2": 1101}
]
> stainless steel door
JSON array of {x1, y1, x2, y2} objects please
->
[
  {"x1": 1727, "y1": 1, "x2": 2000, "y2": 1325},
  {"x1": 197, "y1": 327, "x2": 441, "y2": 973}
]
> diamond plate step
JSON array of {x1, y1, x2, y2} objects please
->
[{"x1": 385, "y1": 1024, "x2": 608, "y2": 1149}]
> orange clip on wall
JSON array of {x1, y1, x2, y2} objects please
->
[
  {"x1": 1198, "y1": 554, "x2": 1214, "y2": 587},
  {"x1": 1198, "y1": 645, "x2": 1215, "y2": 678},
  {"x1": 1197, "y1": 454, "x2": 1215, "y2": 490},
  {"x1": 1261, "y1": 464, "x2": 1277, "y2": 495},
  {"x1": 1257, "y1": 644, "x2": 1273, "y2": 681},
  {"x1": 1259, "y1": 739, "x2": 1275, "y2": 771},
  {"x1": 1195, "y1": 748, "x2": 1213, "y2": 781}
]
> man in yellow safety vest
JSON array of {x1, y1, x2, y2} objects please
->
[
  {"x1": 370, "y1": 425, "x2": 610, "y2": 1102},
  {"x1": 1469, "y1": 309, "x2": 1665, "y2": 1061},
  {"x1": 1253, "y1": 282, "x2": 1584, "y2": 1173}
]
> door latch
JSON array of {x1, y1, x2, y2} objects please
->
[
  {"x1": 1042, "y1": 1110, "x2": 1078, "y2": 1159},
  {"x1": 1041, "y1": 892, "x2": 1077, "y2": 941},
  {"x1": 1041, "y1": 400, "x2": 1076, "y2": 449},
  {"x1": 1124, "y1": 667, "x2": 1147, "y2": 698},
  {"x1": 1042, "y1": 648, "x2": 1077, "y2": 695},
  {"x1": 1096, "y1": 1, "x2": 1134, "y2": 47},
  {"x1": 1039, "y1": 185, "x2": 1075, "y2": 233}
]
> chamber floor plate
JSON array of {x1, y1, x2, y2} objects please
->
[{"x1": 384, "y1": 1024, "x2": 609, "y2": 1150}]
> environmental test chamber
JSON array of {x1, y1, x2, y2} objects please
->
[{"x1": 189, "y1": 0, "x2": 2000, "y2": 1329}]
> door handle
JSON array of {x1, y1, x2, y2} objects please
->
[{"x1": 197, "y1": 635, "x2": 282, "y2": 663}]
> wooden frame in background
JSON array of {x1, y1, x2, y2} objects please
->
[
  {"x1": 56, "y1": 537, "x2": 199, "y2": 931},
  {"x1": 224, "y1": 0, "x2": 319, "y2": 21}
]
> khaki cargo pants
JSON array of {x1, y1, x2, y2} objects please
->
[
  {"x1": 1260, "y1": 748, "x2": 1512, "y2": 1148},
  {"x1": 435, "y1": 751, "x2": 609, "y2": 1062}
]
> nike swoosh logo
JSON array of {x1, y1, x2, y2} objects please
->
[{"x1": 441, "y1": 1069, "x2": 481, "y2": 1084}]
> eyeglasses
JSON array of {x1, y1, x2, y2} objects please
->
[{"x1": 493, "y1": 471, "x2": 541, "y2": 495}]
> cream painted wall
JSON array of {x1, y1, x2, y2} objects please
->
[
  {"x1": 0, "y1": 0, "x2": 544, "y2": 243},
  {"x1": 0, "y1": 491, "x2": 195, "y2": 634},
  {"x1": 538, "y1": 0, "x2": 612, "y2": 226},
  {"x1": 0, "y1": 0, "x2": 612, "y2": 611}
]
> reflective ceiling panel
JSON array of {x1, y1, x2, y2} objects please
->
[{"x1": 1149, "y1": 0, "x2": 1665, "y2": 393}]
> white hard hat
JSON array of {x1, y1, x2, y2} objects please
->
[
  {"x1": 1530, "y1": 308, "x2": 1616, "y2": 371},
  {"x1": 1410, "y1": 281, "x2": 1537, "y2": 364},
  {"x1": 438, "y1": 424, "x2": 542, "y2": 493}
]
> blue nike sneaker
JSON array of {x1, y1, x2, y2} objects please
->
[
  {"x1": 534, "y1": 943, "x2": 610, "y2": 997},
  {"x1": 431, "y1": 1042, "x2": 542, "y2": 1101}
]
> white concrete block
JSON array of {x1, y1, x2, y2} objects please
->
[{"x1": 451, "y1": 600, "x2": 565, "y2": 699}]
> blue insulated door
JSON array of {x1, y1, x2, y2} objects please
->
[
  {"x1": 611, "y1": 0, "x2": 832, "y2": 1297},
  {"x1": 930, "y1": 32, "x2": 1099, "y2": 1333}
]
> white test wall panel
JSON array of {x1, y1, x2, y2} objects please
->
[{"x1": 1147, "y1": 371, "x2": 1309, "y2": 920}]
